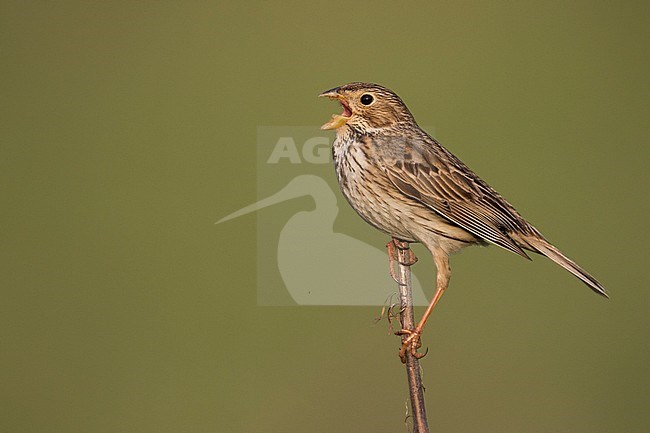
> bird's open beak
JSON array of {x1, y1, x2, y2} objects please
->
[{"x1": 319, "y1": 88, "x2": 352, "y2": 130}]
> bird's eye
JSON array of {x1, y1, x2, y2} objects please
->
[{"x1": 360, "y1": 94, "x2": 374, "y2": 105}]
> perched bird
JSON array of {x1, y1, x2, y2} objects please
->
[{"x1": 319, "y1": 82, "x2": 608, "y2": 359}]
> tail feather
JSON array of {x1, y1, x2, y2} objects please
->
[{"x1": 526, "y1": 237, "x2": 609, "y2": 298}]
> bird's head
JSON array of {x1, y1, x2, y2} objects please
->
[{"x1": 319, "y1": 82, "x2": 415, "y2": 132}]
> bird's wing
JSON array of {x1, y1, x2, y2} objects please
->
[{"x1": 382, "y1": 136, "x2": 534, "y2": 258}]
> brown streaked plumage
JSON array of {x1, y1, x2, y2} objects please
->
[{"x1": 319, "y1": 82, "x2": 608, "y2": 360}]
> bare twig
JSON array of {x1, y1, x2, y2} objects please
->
[{"x1": 393, "y1": 239, "x2": 429, "y2": 433}]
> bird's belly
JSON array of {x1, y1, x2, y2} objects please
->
[
  {"x1": 344, "y1": 176, "x2": 417, "y2": 241},
  {"x1": 334, "y1": 137, "x2": 477, "y2": 252}
]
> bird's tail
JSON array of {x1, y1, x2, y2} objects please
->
[{"x1": 525, "y1": 236, "x2": 609, "y2": 298}]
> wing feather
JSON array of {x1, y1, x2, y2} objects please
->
[{"x1": 383, "y1": 137, "x2": 533, "y2": 258}]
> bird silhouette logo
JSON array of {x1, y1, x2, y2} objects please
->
[{"x1": 217, "y1": 170, "x2": 428, "y2": 306}]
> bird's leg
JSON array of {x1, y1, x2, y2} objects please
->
[
  {"x1": 386, "y1": 239, "x2": 400, "y2": 284},
  {"x1": 397, "y1": 252, "x2": 450, "y2": 361},
  {"x1": 387, "y1": 238, "x2": 418, "y2": 284}
]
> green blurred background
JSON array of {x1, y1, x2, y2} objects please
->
[{"x1": 2, "y1": 2, "x2": 648, "y2": 432}]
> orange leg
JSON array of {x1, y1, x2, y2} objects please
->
[{"x1": 396, "y1": 251, "x2": 450, "y2": 360}]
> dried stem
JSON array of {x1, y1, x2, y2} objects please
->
[{"x1": 394, "y1": 240, "x2": 429, "y2": 433}]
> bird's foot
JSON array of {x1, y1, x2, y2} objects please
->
[
  {"x1": 395, "y1": 327, "x2": 428, "y2": 363},
  {"x1": 389, "y1": 238, "x2": 418, "y2": 265},
  {"x1": 387, "y1": 239, "x2": 418, "y2": 284}
]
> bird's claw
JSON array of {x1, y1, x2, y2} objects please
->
[
  {"x1": 395, "y1": 328, "x2": 428, "y2": 363},
  {"x1": 387, "y1": 239, "x2": 418, "y2": 284},
  {"x1": 388, "y1": 239, "x2": 418, "y2": 266}
]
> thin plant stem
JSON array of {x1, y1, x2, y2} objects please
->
[{"x1": 394, "y1": 240, "x2": 429, "y2": 433}]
